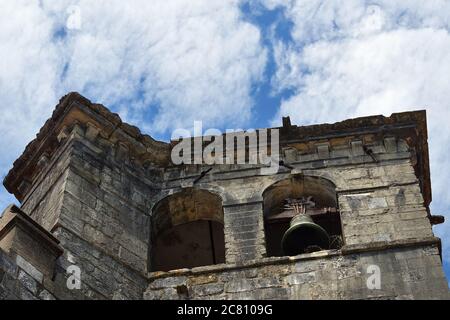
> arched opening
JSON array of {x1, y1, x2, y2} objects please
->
[
  {"x1": 263, "y1": 175, "x2": 343, "y2": 257},
  {"x1": 150, "y1": 188, "x2": 225, "y2": 272}
]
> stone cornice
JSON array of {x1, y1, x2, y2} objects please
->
[
  {"x1": 147, "y1": 236, "x2": 441, "y2": 281},
  {"x1": 3, "y1": 92, "x2": 171, "y2": 202},
  {"x1": 278, "y1": 111, "x2": 430, "y2": 206},
  {"x1": 0, "y1": 204, "x2": 63, "y2": 256},
  {"x1": 170, "y1": 111, "x2": 430, "y2": 207},
  {"x1": 3, "y1": 92, "x2": 431, "y2": 208}
]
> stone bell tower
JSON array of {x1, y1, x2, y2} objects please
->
[{"x1": 0, "y1": 92, "x2": 449, "y2": 300}]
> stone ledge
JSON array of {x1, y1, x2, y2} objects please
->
[
  {"x1": 148, "y1": 249, "x2": 341, "y2": 280},
  {"x1": 336, "y1": 181, "x2": 419, "y2": 194},
  {"x1": 3, "y1": 92, "x2": 431, "y2": 207},
  {"x1": 3, "y1": 92, "x2": 170, "y2": 202},
  {"x1": 340, "y1": 236, "x2": 441, "y2": 255},
  {"x1": 0, "y1": 205, "x2": 63, "y2": 279},
  {"x1": 0, "y1": 205, "x2": 63, "y2": 254},
  {"x1": 147, "y1": 237, "x2": 441, "y2": 281}
]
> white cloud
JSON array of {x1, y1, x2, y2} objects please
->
[
  {"x1": 45, "y1": 0, "x2": 267, "y2": 133},
  {"x1": 263, "y1": 1, "x2": 450, "y2": 262},
  {"x1": 264, "y1": 0, "x2": 450, "y2": 43},
  {"x1": 0, "y1": 0, "x2": 266, "y2": 206},
  {"x1": 1, "y1": 0, "x2": 449, "y2": 271},
  {"x1": 0, "y1": 0, "x2": 61, "y2": 173},
  {"x1": 0, "y1": 0, "x2": 267, "y2": 138},
  {"x1": 275, "y1": 28, "x2": 450, "y2": 124}
]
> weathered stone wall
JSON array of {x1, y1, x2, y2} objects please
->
[
  {"x1": 159, "y1": 138, "x2": 434, "y2": 264},
  {"x1": 0, "y1": 94, "x2": 447, "y2": 300},
  {"x1": 60, "y1": 138, "x2": 154, "y2": 274},
  {"x1": 3, "y1": 128, "x2": 447, "y2": 300},
  {"x1": 144, "y1": 243, "x2": 449, "y2": 300},
  {"x1": 50, "y1": 125, "x2": 162, "y2": 298},
  {"x1": 0, "y1": 249, "x2": 56, "y2": 300},
  {"x1": 223, "y1": 202, "x2": 266, "y2": 264},
  {"x1": 328, "y1": 160, "x2": 432, "y2": 246},
  {"x1": 19, "y1": 137, "x2": 72, "y2": 231},
  {"x1": 143, "y1": 133, "x2": 448, "y2": 299},
  {"x1": 10, "y1": 123, "x2": 161, "y2": 299}
]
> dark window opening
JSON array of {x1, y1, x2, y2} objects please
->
[
  {"x1": 152, "y1": 220, "x2": 225, "y2": 272},
  {"x1": 150, "y1": 188, "x2": 225, "y2": 272}
]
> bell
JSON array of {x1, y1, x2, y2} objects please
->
[{"x1": 281, "y1": 214, "x2": 330, "y2": 256}]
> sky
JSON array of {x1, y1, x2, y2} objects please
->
[{"x1": 0, "y1": 0, "x2": 449, "y2": 285}]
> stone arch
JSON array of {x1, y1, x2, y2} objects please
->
[
  {"x1": 262, "y1": 174, "x2": 342, "y2": 257},
  {"x1": 262, "y1": 174, "x2": 337, "y2": 216},
  {"x1": 149, "y1": 187, "x2": 225, "y2": 272},
  {"x1": 149, "y1": 184, "x2": 226, "y2": 215}
]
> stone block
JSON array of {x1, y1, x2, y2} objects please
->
[
  {"x1": 18, "y1": 270, "x2": 38, "y2": 295},
  {"x1": 143, "y1": 287, "x2": 178, "y2": 300},
  {"x1": 252, "y1": 287, "x2": 290, "y2": 300},
  {"x1": 286, "y1": 272, "x2": 316, "y2": 285},
  {"x1": 0, "y1": 205, "x2": 63, "y2": 281},
  {"x1": 0, "y1": 250, "x2": 17, "y2": 276},
  {"x1": 368, "y1": 197, "x2": 388, "y2": 209},
  {"x1": 316, "y1": 143, "x2": 330, "y2": 159},
  {"x1": 191, "y1": 283, "x2": 224, "y2": 296},
  {"x1": 149, "y1": 276, "x2": 188, "y2": 289},
  {"x1": 18, "y1": 286, "x2": 38, "y2": 300},
  {"x1": 15, "y1": 256, "x2": 43, "y2": 284},
  {"x1": 38, "y1": 289, "x2": 56, "y2": 300},
  {"x1": 351, "y1": 140, "x2": 364, "y2": 156},
  {"x1": 225, "y1": 279, "x2": 254, "y2": 293},
  {"x1": 383, "y1": 137, "x2": 398, "y2": 153},
  {"x1": 187, "y1": 274, "x2": 218, "y2": 286}
]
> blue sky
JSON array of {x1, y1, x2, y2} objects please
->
[{"x1": 1, "y1": 0, "x2": 450, "y2": 284}]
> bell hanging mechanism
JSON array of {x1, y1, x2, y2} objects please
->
[{"x1": 281, "y1": 197, "x2": 330, "y2": 256}]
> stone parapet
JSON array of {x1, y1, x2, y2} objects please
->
[
  {"x1": 0, "y1": 205, "x2": 63, "y2": 280},
  {"x1": 145, "y1": 240, "x2": 448, "y2": 300}
]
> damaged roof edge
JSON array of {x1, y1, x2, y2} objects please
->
[
  {"x1": 3, "y1": 92, "x2": 171, "y2": 198},
  {"x1": 2, "y1": 92, "x2": 431, "y2": 208}
]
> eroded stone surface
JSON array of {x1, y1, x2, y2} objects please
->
[{"x1": 0, "y1": 93, "x2": 448, "y2": 300}]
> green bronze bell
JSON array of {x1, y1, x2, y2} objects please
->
[{"x1": 281, "y1": 214, "x2": 330, "y2": 256}]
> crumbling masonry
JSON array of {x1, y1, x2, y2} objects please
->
[{"x1": 0, "y1": 92, "x2": 448, "y2": 299}]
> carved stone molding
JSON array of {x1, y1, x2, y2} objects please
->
[{"x1": 3, "y1": 92, "x2": 171, "y2": 201}]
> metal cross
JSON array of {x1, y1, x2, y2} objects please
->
[{"x1": 283, "y1": 196, "x2": 316, "y2": 215}]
